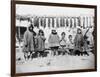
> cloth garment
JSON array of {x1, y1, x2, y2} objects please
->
[
  {"x1": 23, "y1": 30, "x2": 34, "y2": 52},
  {"x1": 74, "y1": 33, "x2": 84, "y2": 51},
  {"x1": 35, "y1": 35, "x2": 46, "y2": 51},
  {"x1": 48, "y1": 33, "x2": 60, "y2": 47},
  {"x1": 60, "y1": 38, "x2": 66, "y2": 46}
]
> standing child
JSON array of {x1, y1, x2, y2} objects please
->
[
  {"x1": 35, "y1": 29, "x2": 46, "y2": 57},
  {"x1": 67, "y1": 35, "x2": 74, "y2": 55},
  {"x1": 59, "y1": 32, "x2": 67, "y2": 55},
  {"x1": 74, "y1": 28, "x2": 84, "y2": 56},
  {"x1": 48, "y1": 30, "x2": 60, "y2": 56},
  {"x1": 23, "y1": 25, "x2": 34, "y2": 60}
]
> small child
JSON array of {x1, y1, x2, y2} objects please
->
[
  {"x1": 59, "y1": 32, "x2": 67, "y2": 55},
  {"x1": 60, "y1": 32, "x2": 66, "y2": 48},
  {"x1": 48, "y1": 30, "x2": 60, "y2": 56},
  {"x1": 67, "y1": 35, "x2": 74, "y2": 55},
  {"x1": 35, "y1": 29, "x2": 46, "y2": 57},
  {"x1": 74, "y1": 28, "x2": 84, "y2": 55}
]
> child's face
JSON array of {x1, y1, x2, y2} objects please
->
[
  {"x1": 62, "y1": 34, "x2": 65, "y2": 38},
  {"x1": 69, "y1": 36, "x2": 72, "y2": 41},
  {"x1": 29, "y1": 26, "x2": 33, "y2": 32},
  {"x1": 52, "y1": 30, "x2": 56, "y2": 34},
  {"x1": 39, "y1": 32, "x2": 42, "y2": 36},
  {"x1": 77, "y1": 29, "x2": 81, "y2": 34}
]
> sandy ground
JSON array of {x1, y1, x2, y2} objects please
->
[{"x1": 16, "y1": 48, "x2": 94, "y2": 73}]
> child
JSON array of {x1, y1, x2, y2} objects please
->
[
  {"x1": 67, "y1": 35, "x2": 74, "y2": 55},
  {"x1": 48, "y1": 30, "x2": 60, "y2": 56},
  {"x1": 23, "y1": 25, "x2": 34, "y2": 60},
  {"x1": 59, "y1": 32, "x2": 67, "y2": 55},
  {"x1": 35, "y1": 29, "x2": 46, "y2": 57},
  {"x1": 74, "y1": 28, "x2": 84, "y2": 56},
  {"x1": 60, "y1": 32, "x2": 66, "y2": 47}
]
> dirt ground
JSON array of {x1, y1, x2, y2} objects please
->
[{"x1": 16, "y1": 48, "x2": 94, "y2": 73}]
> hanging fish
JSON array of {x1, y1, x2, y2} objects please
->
[
  {"x1": 52, "y1": 17, "x2": 54, "y2": 28},
  {"x1": 48, "y1": 17, "x2": 50, "y2": 28},
  {"x1": 56, "y1": 18, "x2": 59, "y2": 28},
  {"x1": 70, "y1": 17, "x2": 72, "y2": 28}
]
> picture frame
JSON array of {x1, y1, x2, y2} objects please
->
[{"x1": 11, "y1": 0, "x2": 97, "y2": 77}]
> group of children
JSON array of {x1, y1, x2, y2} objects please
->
[
  {"x1": 48, "y1": 28, "x2": 85, "y2": 56},
  {"x1": 23, "y1": 24, "x2": 91, "y2": 60}
]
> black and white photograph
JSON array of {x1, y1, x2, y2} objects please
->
[{"x1": 12, "y1": 1, "x2": 97, "y2": 75}]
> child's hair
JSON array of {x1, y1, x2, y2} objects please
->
[
  {"x1": 51, "y1": 29, "x2": 57, "y2": 34},
  {"x1": 77, "y1": 28, "x2": 82, "y2": 33},
  {"x1": 28, "y1": 24, "x2": 34, "y2": 32},
  {"x1": 61, "y1": 32, "x2": 66, "y2": 36},
  {"x1": 38, "y1": 29, "x2": 44, "y2": 36},
  {"x1": 68, "y1": 35, "x2": 72, "y2": 38}
]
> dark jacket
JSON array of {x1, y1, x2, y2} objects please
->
[
  {"x1": 35, "y1": 35, "x2": 46, "y2": 51},
  {"x1": 23, "y1": 30, "x2": 34, "y2": 52}
]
